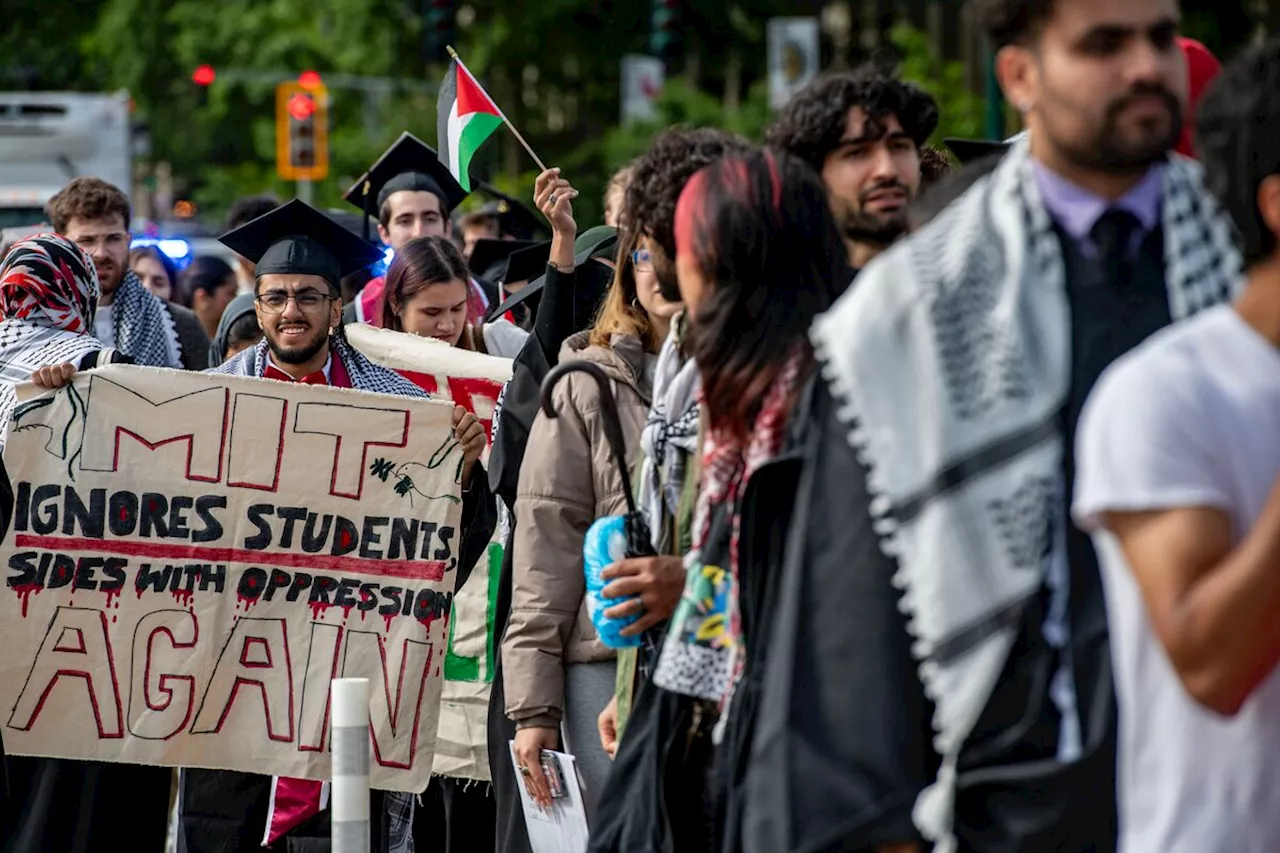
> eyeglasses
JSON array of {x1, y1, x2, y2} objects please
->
[
  {"x1": 255, "y1": 291, "x2": 334, "y2": 314},
  {"x1": 68, "y1": 232, "x2": 129, "y2": 252},
  {"x1": 631, "y1": 248, "x2": 653, "y2": 272}
]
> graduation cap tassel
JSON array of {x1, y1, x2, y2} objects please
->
[
  {"x1": 361, "y1": 180, "x2": 372, "y2": 243},
  {"x1": 446, "y1": 45, "x2": 548, "y2": 173}
]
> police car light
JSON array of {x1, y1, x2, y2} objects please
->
[{"x1": 131, "y1": 237, "x2": 191, "y2": 261}]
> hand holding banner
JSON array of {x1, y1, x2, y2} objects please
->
[{"x1": 0, "y1": 365, "x2": 464, "y2": 793}]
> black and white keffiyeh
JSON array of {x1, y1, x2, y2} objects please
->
[
  {"x1": 810, "y1": 137, "x2": 1241, "y2": 851},
  {"x1": 211, "y1": 331, "x2": 428, "y2": 400},
  {"x1": 637, "y1": 312, "x2": 700, "y2": 549},
  {"x1": 112, "y1": 268, "x2": 183, "y2": 368}
]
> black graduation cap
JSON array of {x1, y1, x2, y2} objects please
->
[
  {"x1": 500, "y1": 240, "x2": 552, "y2": 285},
  {"x1": 943, "y1": 137, "x2": 1012, "y2": 165},
  {"x1": 485, "y1": 229, "x2": 619, "y2": 324},
  {"x1": 471, "y1": 183, "x2": 546, "y2": 241},
  {"x1": 344, "y1": 132, "x2": 469, "y2": 241},
  {"x1": 468, "y1": 238, "x2": 540, "y2": 280},
  {"x1": 218, "y1": 199, "x2": 384, "y2": 292}
]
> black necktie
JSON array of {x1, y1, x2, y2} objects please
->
[{"x1": 1089, "y1": 209, "x2": 1141, "y2": 287}]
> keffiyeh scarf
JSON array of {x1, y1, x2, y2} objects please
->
[
  {"x1": 212, "y1": 331, "x2": 427, "y2": 400},
  {"x1": 0, "y1": 235, "x2": 109, "y2": 442},
  {"x1": 112, "y1": 268, "x2": 182, "y2": 368},
  {"x1": 653, "y1": 350, "x2": 804, "y2": 704},
  {"x1": 810, "y1": 137, "x2": 1241, "y2": 851},
  {"x1": 637, "y1": 312, "x2": 700, "y2": 550}
]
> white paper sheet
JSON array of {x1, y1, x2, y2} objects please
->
[{"x1": 508, "y1": 743, "x2": 590, "y2": 853}]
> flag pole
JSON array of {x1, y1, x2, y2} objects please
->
[{"x1": 446, "y1": 46, "x2": 548, "y2": 173}]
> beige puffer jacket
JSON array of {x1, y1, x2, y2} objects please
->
[{"x1": 503, "y1": 331, "x2": 654, "y2": 729}]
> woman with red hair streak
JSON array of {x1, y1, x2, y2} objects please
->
[{"x1": 590, "y1": 148, "x2": 850, "y2": 853}]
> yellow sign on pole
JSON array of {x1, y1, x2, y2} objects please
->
[{"x1": 275, "y1": 81, "x2": 329, "y2": 182}]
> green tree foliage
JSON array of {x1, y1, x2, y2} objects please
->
[{"x1": 3, "y1": 0, "x2": 1267, "y2": 231}]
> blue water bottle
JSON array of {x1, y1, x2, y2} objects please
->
[{"x1": 583, "y1": 516, "x2": 643, "y2": 648}]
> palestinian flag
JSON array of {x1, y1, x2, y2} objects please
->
[{"x1": 437, "y1": 58, "x2": 504, "y2": 193}]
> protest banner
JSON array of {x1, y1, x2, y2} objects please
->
[
  {"x1": 0, "y1": 365, "x2": 463, "y2": 794},
  {"x1": 347, "y1": 323, "x2": 511, "y2": 782}
]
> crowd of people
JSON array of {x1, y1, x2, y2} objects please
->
[{"x1": 3, "y1": 0, "x2": 1280, "y2": 850}]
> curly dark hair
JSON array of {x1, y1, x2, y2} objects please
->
[
  {"x1": 969, "y1": 0, "x2": 1058, "y2": 48},
  {"x1": 764, "y1": 65, "x2": 940, "y2": 174},
  {"x1": 46, "y1": 177, "x2": 131, "y2": 234},
  {"x1": 919, "y1": 144, "x2": 953, "y2": 189},
  {"x1": 623, "y1": 126, "x2": 753, "y2": 264},
  {"x1": 1197, "y1": 38, "x2": 1280, "y2": 268}
]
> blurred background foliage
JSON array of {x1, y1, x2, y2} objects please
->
[{"x1": 2, "y1": 0, "x2": 1268, "y2": 229}]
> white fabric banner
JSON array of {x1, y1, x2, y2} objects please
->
[
  {"x1": 0, "y1": 364, "x2": 463, "y2": 793},
  {"x1": 347, "y1": 323, "x2": 511, "y2": 783}
]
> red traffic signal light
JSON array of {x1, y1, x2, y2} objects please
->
[
  {"x1": 287, "y1": 92, "x2": 317, "y2": 121},
  {"x1": 298, "y1": 70, "x2": 323, "y2": 91},
  {"x1": 192, "y1": 65, "x2": 216, "y2": 86},
  {"x1": 277, "y1": 82, "x2": 328, "y2": 181}
]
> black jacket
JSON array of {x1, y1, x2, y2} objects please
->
[
  {"x1": 743, "y1": 380, "x2": 937, "y2": 853},
  {"x1": 167, "y1": 302, "x2": 213, "y2": 371}
]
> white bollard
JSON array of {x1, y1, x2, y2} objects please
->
[{"x1": 331, "y1": 677, "x2": 370, "y2": 853}]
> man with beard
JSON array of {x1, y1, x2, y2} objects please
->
[
  {"x1": 1073, "y1": 39, "x2": 1280, "y2": 852},
  {"x1": 48, "y1": 177, "x2": 209, "y2": 370},
  {"x1": 178, "y1": 199, "x2": 495, "y2": 853},
  {"x1": 747, "y1": 1, "x2": 1242, "y2": 852},
  {"x1": 765, "y1": 65, "x2": 938, "y2": 276}
]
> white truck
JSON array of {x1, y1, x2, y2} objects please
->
[{"x1": 0, "y1": 91, "x2": 132, "y2": 230}]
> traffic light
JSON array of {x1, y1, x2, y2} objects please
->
[
  {"x1": 298, "y1": 70, "x2": 324, "y2": 91},
  {"x1": 192, "y1": 64, "x2": 215, "y2": 107},
  {"x1": 650, "y1": 0, "x2": 682, "y2": 65},
  {"x1": 191, "y1": 65, "x2": 216, "y2": 87},
  {"x1": 423, "y1": 0, "x2": 455, "y2": 64},
  {"x1": 275, "y1": 82, "x2": 329, "y2": 181}
]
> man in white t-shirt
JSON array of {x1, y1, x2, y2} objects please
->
[{"x1": 1073, "y1": 39, "x2": 1280, "y2": 853}]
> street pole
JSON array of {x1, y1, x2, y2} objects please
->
[{"x1": 297, "y1": 179, "x2": 313, "y2": 205}]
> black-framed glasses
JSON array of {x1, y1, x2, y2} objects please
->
[{"x1": 256, "y1": 291, "x2": 333, "y2": 314}]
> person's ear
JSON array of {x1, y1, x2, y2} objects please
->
[
  {"x1": 995, "y1": 45, "x2": 1038, "y2": 117},
  {"x1": 377, "y1": 222, "x2": 391, "y2": 245},
  {"x1": 1257, "y1": 174, "x2": 1280, "y2": 245}
]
